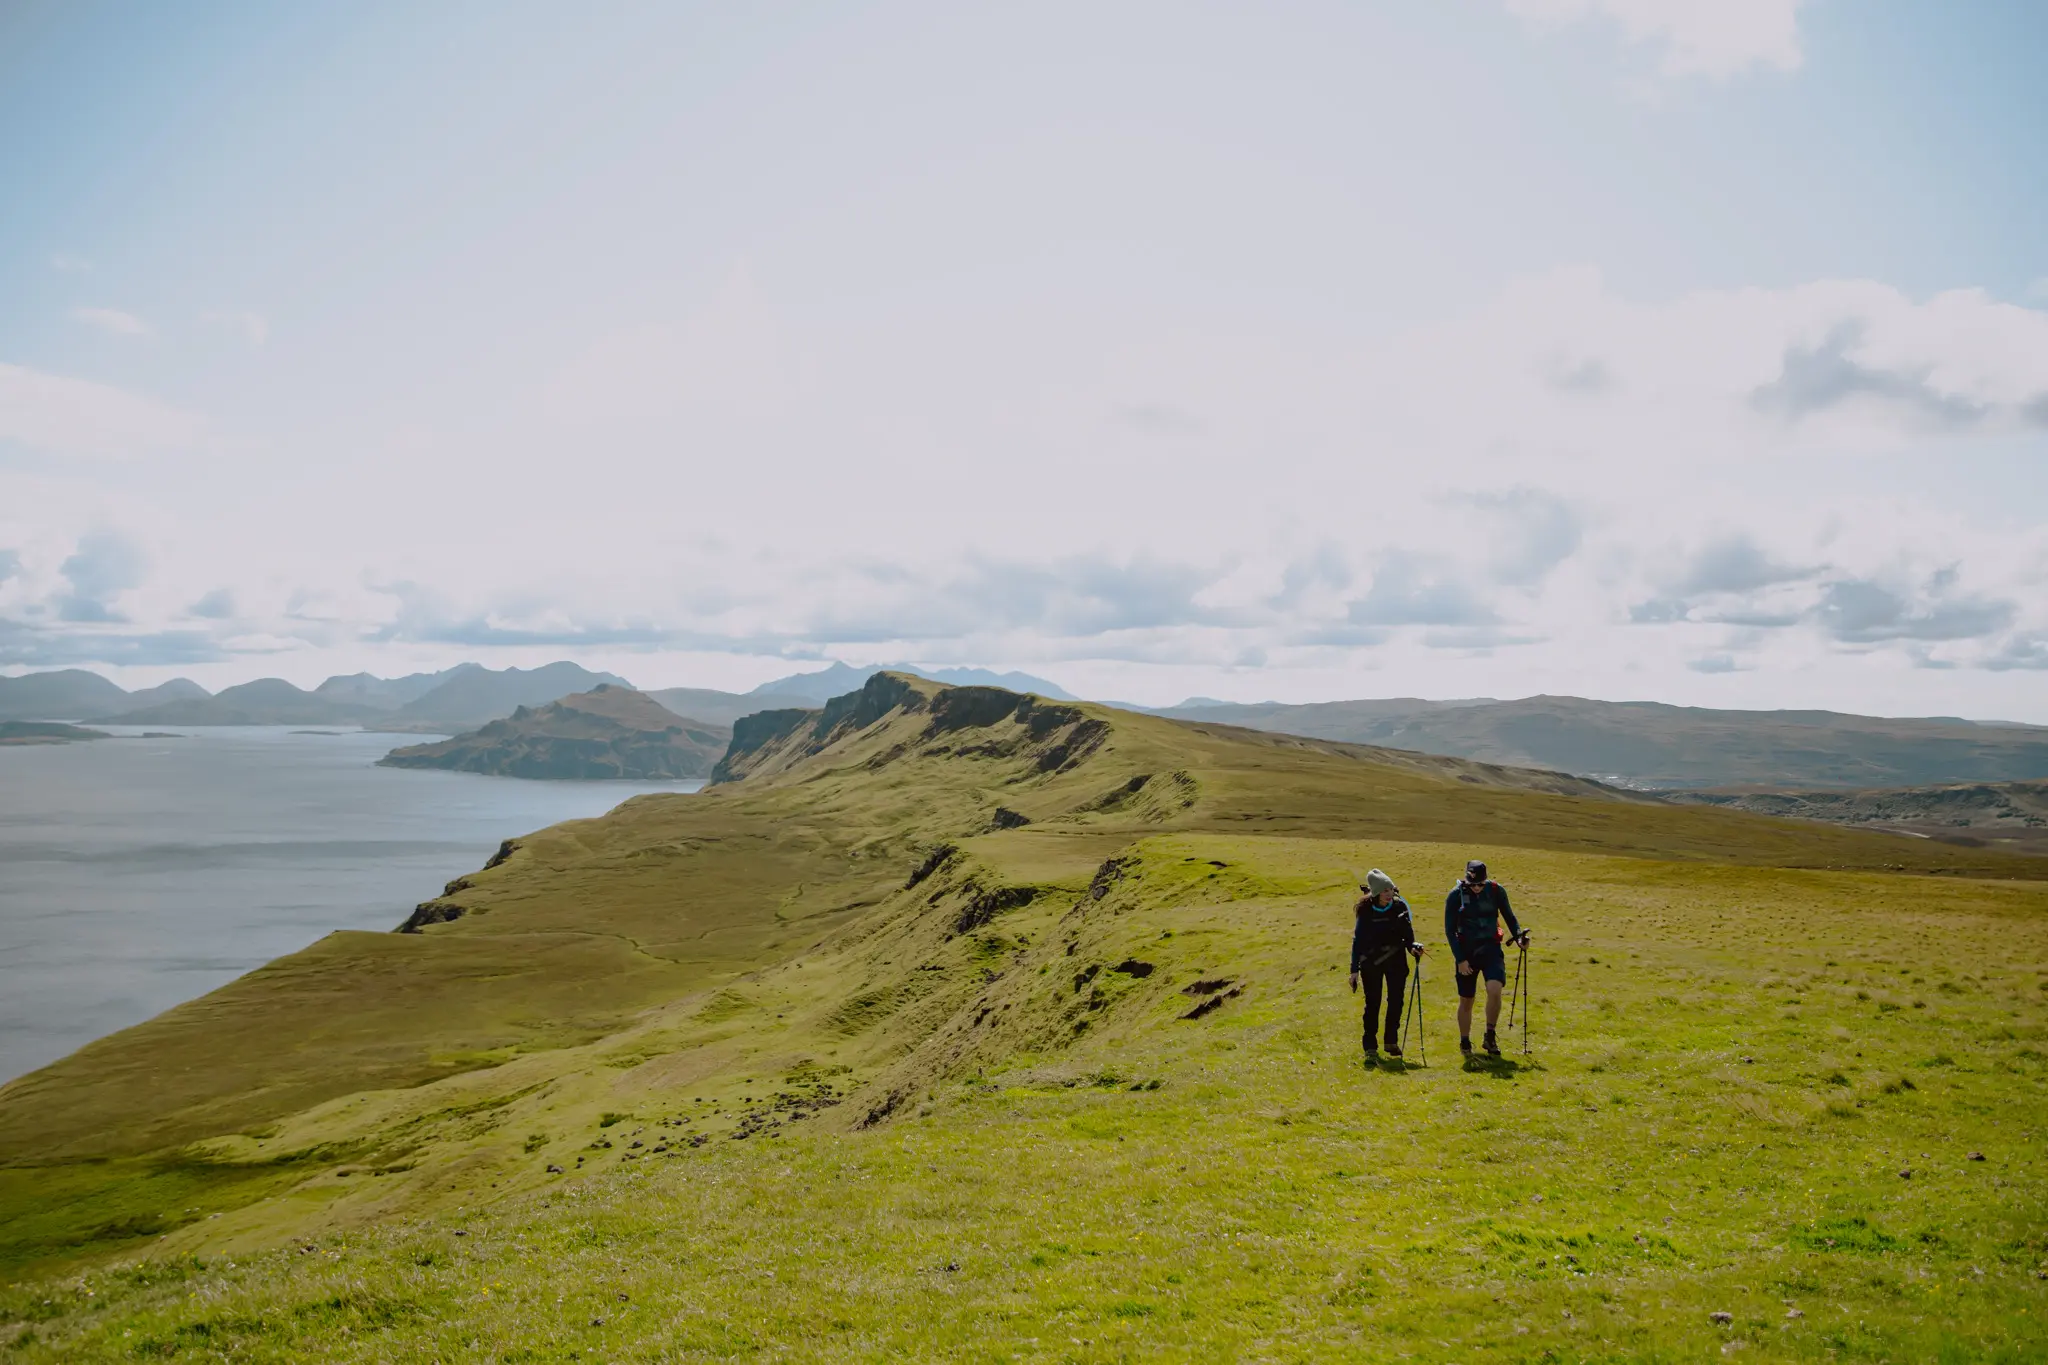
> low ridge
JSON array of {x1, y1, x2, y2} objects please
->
[{"x1": 379, "y1": 685, "x2": 729, "y2": 781}]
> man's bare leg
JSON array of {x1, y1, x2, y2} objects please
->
[
  {"x1": 1457, "y1": 994, "x2": 1474, "y2": 1039},
  {"x1": 1485, "y1": 979, "x2": 1504, "y2": 1034}
]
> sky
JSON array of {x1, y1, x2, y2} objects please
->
[{"x1": 3, "y1": 0, "x2": 2046, "y2": 716}]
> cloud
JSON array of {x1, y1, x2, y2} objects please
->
[
  {"x1": 1272, "y1": 543, "x2": 1353, "y2": 609},
  {"x1": 803, "y1": 554, "x2": 1231, "y2": 643},
  {"x1": 1538, "y1": 354, "x2": 1614, "y2": 394},
  {"x1": 73, "y1": 307, "x2": 150, "y2": 337},
  {"x1": 1670, "y1": 535, "x2": 1816, "y2": 596},
  {"x1": 1112, "y1": 404, "x2": 1204, "y2": 435},
  {"x1": 188, "y1": 588, "x2": 237, "y2": 619},
  {"x1": 1346, "y1": 562, "x2": 1499, "y2": 627},
  {"x1": 56, "y1": 530, "x2": 147, "y2": 623},
  {"x1": 1687, "y1": 653, "x2": 1747, "y2": 674},
  {"x1": 1982, "y1": 633, "x2": 2048, "y2": 672},
  {"x1": 1812, "y1": 576, "x2": 2015, "y2": 645},
  {"x1": 1630, "y1": 534, "x2": 1820, "y2": 625},
  {"x1": 1420, "y1": 626, "x2": 1544, "y2": 651},
  {"x1": 0, "y1": 550, "x2": 20, "y2": 585},
  {"x1": 0, "y1": 618, "x2": 232, "y2": 668},
  {"x1": 1751, "y1": 322, "x2": 1989, "y2": 430},
  {"x1": 0, "y1": 363, "x2": 207, "y2": 457},
  {"x1": 201, "y1": 311, "x2": 269, "y2": 346},
  {"x1": 50, "y1": 253, "x2": 91, "y2": 273},
  {"x1": 1504, "y1": 0, "x2": 1805, "y2": 77},
  {"x1": 1474, "y1": 488, "x2": 1583, "y2": 586}
]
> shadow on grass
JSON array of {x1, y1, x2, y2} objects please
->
[
  {"x1": 1461, "y1": 1053, "x2": 1539, "y2": 1080},
  {"x1": 1361, "y1": 1054, "x2": 1429, "y2": 1074}
]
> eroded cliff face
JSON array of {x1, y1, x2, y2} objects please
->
[
  {"x1": 380, "y1": 685, "x2": 729, "y2": 779},
  {"x1": 709, "y1": 672, "x2": 1107, "y2": 786}
]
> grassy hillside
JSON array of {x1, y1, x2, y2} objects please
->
[
  {"x1": 1158, "y1": 694, "x2": 2048, "y2": 790},
  {"x1": 1, "y1": 674, "x2": 2044, "y2": 1360},
  {"x1": 379, "y1": 685, "x2": 730, "y2": 780}
]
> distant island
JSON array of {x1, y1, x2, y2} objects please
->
[
  {"x1": 0, "y1": 721, "x2": 110, "y2": 746},
  {"x1": 378, "y1": 685, "x2": 730, "y2": 779}
]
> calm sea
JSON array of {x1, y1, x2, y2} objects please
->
[{"x1": 0, "y1": 727, "x2": 703, "y2": 1084}]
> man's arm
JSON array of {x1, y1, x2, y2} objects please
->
[
  {"x1": 1496, "y1": 884, "x2": 1524, "y2": 941},
  {"x1": 1350, "y1": 911, "x2": 1368, "y2": 973},
  {"x1": 1444, "y1": 890, "x2": 1460, "y2": 955}
]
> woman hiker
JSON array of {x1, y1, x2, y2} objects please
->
[{"x1": 1349, "y1": 868, "x2": 1424, "y2": 1059}]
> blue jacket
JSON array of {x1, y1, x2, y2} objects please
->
[{"x1": 1444, "y1": 880, "x2": 1521, "y2": 958}]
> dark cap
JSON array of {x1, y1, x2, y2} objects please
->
[{"x1": 1464, "y1": 859, "x2": 1488, "y2": 882}]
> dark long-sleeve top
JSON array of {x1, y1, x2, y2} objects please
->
[
  {"x1": 1443, "y1": 880, "x2": 1521, "y2": 956},
  {"x1": 1350, "y1": 895, "x2": 1416, "y2": 972}
]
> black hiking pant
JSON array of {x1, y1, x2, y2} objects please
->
[{"x1": 1361, "y1": 958, "x2": 1408, "y2": 1048}]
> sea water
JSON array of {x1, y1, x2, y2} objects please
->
[{"x1": 0, "y1": 727, "x2": 704, "y2": 1084}]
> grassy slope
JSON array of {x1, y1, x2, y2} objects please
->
[{"x1": 1, "y1": 676, "x2": 2044, "y2": 1359}]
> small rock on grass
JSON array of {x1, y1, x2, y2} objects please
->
[
  {"x1": 1785, "y1": 1308, "x2": 1803, "y2": 1320},
  {"x1": 1967, "y1": 1151, "x2": 1985, "y2": 1161},
  {"x1": 1899, "y1": 1168, "x2": 1912, "y2": 1179},
  {"x1": 1710, "y1": 1311, "x2": 1733, "y2": 1325}
]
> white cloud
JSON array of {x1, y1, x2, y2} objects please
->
[
  {"x1": 72, "y1": 306, "x2": 150, "y2": 337},
  {"x1": 0, "y1": 363, "x2": 207, "y2": 457},
  {"x1": 1505, "y1": 0, "x2": 1806, "y2": 78},
  {"x1": 10, "y1": 267, "x2": 2048, "y2": 717},
  {"x1": 539, "y1": 271, "x2": 789, "y2": 426},
  {"x1": 200, "y1": 310, "x2": 269, "y2": 346},
  {"x1": 49, "y1": 252, "x2": 92, "y2": 274}
]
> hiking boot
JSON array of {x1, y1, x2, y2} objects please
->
[
  {"x1": 1459, "y1": 1036, "x2": 1473, "y2": 1056},
  {"x1": 1483, "y1": 1031, "x2": 1501, "y2": 1057},
  {"x1": 1362, "y1": 1039, "x2": 1378, "y2": 1057},
  {"x1": 1384, "y1": 1042, "x2": 1403, "y2": 1058}
]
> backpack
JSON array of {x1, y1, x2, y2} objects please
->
[{"x1": 1452, "y1": 880, "x2": 1505, "y2": 949}]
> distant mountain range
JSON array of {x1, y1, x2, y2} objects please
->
[
  {"x1": 364, "y1": 662, "x2": 630, "y2": 733},
  {"x1": 0, "y1": 670, "x2": 207, "y2": 721},
  {"x1": 11, "y1": 661, "x2": 2048, "y2": 793},
  {"x1": 1678, "y1": 779, "x2": 2048, "y2": 857},
  {"x1": 107, "y1": 679, "x2": 391, "y2": 727},
  {"x1": 1154, "y1": 694, "x2": 2048, "y2": 790},
  {"x1": 0, "y1": 661, "x2": 1075, "y2": 732},
  {"x1": 747, "y1": 662, "x2": 1076, "y2": 704},
  {"x1": 379, "y1": 685, "x2": 729, "y2": 780},
  {"x1": 0, "y1": 663, "x2": 633, "y2": 732}
]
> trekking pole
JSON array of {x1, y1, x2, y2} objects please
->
[
  {"x1": 1399, "y1": 969, "x2": 1414, "y2": 1056},
  {"x1": 1403, "y1": 958, "x2": 1423, "y2": 1066},
  {"x1": 1416, "y1": 961, "x2": 1426, "y2": 1066},
  {"x1": 1514, "y1": 938, "x2": 1531, "y2": 1056}
]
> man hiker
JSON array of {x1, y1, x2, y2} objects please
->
[
  {"x1": 1349, "y1": 868, "x2": 1424, "y2": 1058},
  {"x1": 1444, "y1": 859, "x2": 1530, "y2": 1057}
]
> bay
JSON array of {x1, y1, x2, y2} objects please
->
[{"x1": 0, "y1": 726, "x2": 703, "y2": 1084}]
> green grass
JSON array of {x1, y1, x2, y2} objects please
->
[
  {"x1": 1, "y1": 676, "x2": 2044, "y2": 1358},
  {"x1": 4, "y1": 831, "x2": 2045, "y2": 1360}
]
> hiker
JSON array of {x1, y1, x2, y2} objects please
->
[
  {"x1": 1349, "y1": 868, "x2": 1423, "y2": 1059},
  {"x1": 1444, "y1": 859, "x2": 1530, "y2": 1057}
]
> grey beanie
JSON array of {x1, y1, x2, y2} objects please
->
[{"x1": 1364, "y1": 868, "x2": 1397, "y2": 896}]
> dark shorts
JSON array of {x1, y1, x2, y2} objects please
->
[{"x1": 1455, "y1": 941, "x2": 1506, "y2": 998}]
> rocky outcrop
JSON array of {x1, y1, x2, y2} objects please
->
[
  {"x1": 379, "y1": 685, "x2": 728, "y2": 780},
  {"x1": 711, "y1": 672, "x2": 1110, "y2": 787}
]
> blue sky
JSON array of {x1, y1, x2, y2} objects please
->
[{"x1": 3, "y1": 1, "x2": 2046, "y2": 715}]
